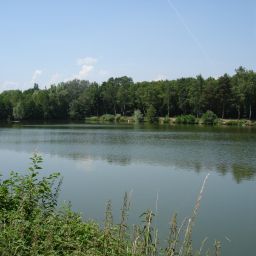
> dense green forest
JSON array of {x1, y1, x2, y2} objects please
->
[{"x1": 0, "y1": 66, "x2": 256, "y2": 121}]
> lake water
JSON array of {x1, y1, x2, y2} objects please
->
[{"x1": 0, "y1": 123, "x2": 255, "y2": 255}]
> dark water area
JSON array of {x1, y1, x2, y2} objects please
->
[{"x1": 0, "y1": 123, "x2": 255, "y2": 255}]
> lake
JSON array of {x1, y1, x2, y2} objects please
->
[{"x1": 0, "y1": 123, "x2": 255, "y2": 255}]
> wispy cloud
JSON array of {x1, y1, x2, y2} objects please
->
[
  {"x1": 31, "y1": 69, "x2": 43, "y2": 84},
  {"x1": 77, "y1": 65, "x2": 94, "y2": 79},
  {"x1": 73, "y1": 57, "x2": 98, "y2": 80}
]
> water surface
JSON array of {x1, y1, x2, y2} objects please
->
[{"x1": 0, "y1": 123, "x2": 255, "y2": 255}]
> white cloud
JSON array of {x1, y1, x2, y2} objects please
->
[
  {"x1": 31, "y1": 69, "x2": 43, "y2": 84},
  {"x1": 77, "y1": 65, "x2": 94, "y2": 79},
  {"x1": 73, "y1": 57, "x2": 98, "y2": 80}
]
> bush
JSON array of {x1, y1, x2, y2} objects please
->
[
  {"x1": 159, "y1": 116, "x2": 170, "y2": 124},
  {"x1": 201, "y1": 110, "x2": 218, "y2": 125},
  {"x1": 146, "y1": 105, "x2": 157, "y2": 123},
  {"x1": 86, "y1": 116, "x2": 100, "y2": 122},
  {"x1": 100, "y1": 114, "x2": 115, "y2": 122},
  {"x1": 133, "y1": 109, "x2": 143, "y2": 123},
  {"x1": 0, "y1": 154, "x2": 121, "y2": 255},
  {"x1": 115, "y1": 114, "x2": 122, "y2": 122},
  {"x1": 0, "y1": 155, "x2": 220, "y2": 255},
  {"x1": 175, "y1": 114, "x2": 197, "y2": 124},
  {"x1": 221, "y1": 119, "x2": 244, "y2": 126}
]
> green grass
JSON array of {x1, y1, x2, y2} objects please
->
[{"x1": 0, "y1": 155, "x2": 220, "y2": 255}]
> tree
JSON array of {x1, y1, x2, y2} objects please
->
[
  {"x1": 133, "y1": 109, "x2": 143, "y2": 123},
  {"x1": 13, "y1": 102, "x2": 25, "y2": 120},
  {"x1": 161, "y1": 81, "x2": 177, "y2": 117},
  {"x1": 116, "y1": 76, "x2": 133, "y2": 115},
  {"x1": 0, "y1": 67, "x2": 255, "y2": 121},
  {"x1": 201, "y1": 77, "x2": 218, "y2": 114},
  {"x1": 146, "y1": 105, "x2": 157, "y2": 123},
  {"x1": 176, "y1": 78, "x2": 191, "y2": 115},
  {"x1": 244, "y1": 70, "x2": 256, "y2": 119},
  {"x1": 33, "y1": 83, "x2": 39, "y2": 90},
  {"x1": 201, "y1": 110, "x2": 218, "y2": 125},
  {"x1": 232, "y1": 67, "x2": 246, "y2": 119},
  {"x1": 188, "y1": 75, "x2": 204, "y2": 117},
  {"x1": 216, "y1": 74, "x2": 231, "y2": 118},
  {"x1": 101, "y1": 78, "x2": 118, "y2": 115},
  {"x1": 32, "y1": 90, "x2": 50, "y2": 119}
]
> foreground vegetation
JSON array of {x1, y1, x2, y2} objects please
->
[
  {"x1": 0, "y1": 154, "x2": 220, "y2": 255},
  {"x1": 0, "y1": 66, "x2": 256, "y2": 122}
]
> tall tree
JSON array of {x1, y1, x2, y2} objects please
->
[
  {"x1": 217, "y1": 74, "x2": 232, "y2": 118},
  {"x1": 188, "y1": 75, "x2": 204, "y2": 117},
  {"x1": 232, "y1": 67, "x2": 246, "y2": 119}
]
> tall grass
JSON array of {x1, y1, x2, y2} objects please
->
[{"x1": 0, "y1": 154, "x2": 220, "y2": 255}]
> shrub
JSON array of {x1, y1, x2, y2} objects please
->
[
  {"x1": 175, "y1": 114, "x2": 197, "y2": 124},
  {"x1": 221, "y1": 119, "x2": 244, "y2": 126},
  {"x1": 201, "y1": 110, "x2": 218, "y2": 125},
  {"x1": 158, "y1": 116, "x2": 170, "y2": 124},
  {"x1": 100, "y1": 114, "x2": 115, "y2": 122},
  {"x1": 146, "y1": 105, "x2": 157, "y2": 123},
  {"x1": 86, "y1": 116, "x2": 100, "y2": 122},
  {"x1": 133, "y1": 109, "x2": 143, "y2": 123},
  {"x1": 115, "y1": 114, "x2": 122, "y2": 122}
]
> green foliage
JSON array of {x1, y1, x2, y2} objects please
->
[
  {"x1": 13, "y1": 101, "x2": 25, "y2": 120},
  {"x1": 133, "y1": 109, "x2": 143, "y2": 123},
  {"x1": 159, "y1": 116, "x2": 170, "y2": 124},
  {"x1": 100, "y1": 114, "x2": 115, "y2": 122},
  {"x1": 201, "y1": 110, "x2": 218, "y2": 125},
  {"x1": 0, "y1": 154, "x2": 61, "y2": 217},
  {"x1": 0, "y1": 67, "x2": 255, "y2": 121},
  {"x1": 221, "y1": 119, "x2": 245, "y2": 126},
  {"x1": 86, "y1": 116, "x2": 100, "y2": 122},
  {"x1": 115, "y1": 114, "x2": 122, "y2": 122},
  {"x1": 146, "y1": 105, "x2": 157, "y2": 123},
  {"x1": 68, "y1": 99, "x2": 84, "y2": 119},
  {"x1": 0, "y1": 155, "x2": 220, "y2": 255},
  {"x1": 175, "y1": 114, "x2": 197, "y2": 124}
]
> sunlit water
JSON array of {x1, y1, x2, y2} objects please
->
[{"x1": 0, "y1": 123, "x2": 255, "y2": 255}]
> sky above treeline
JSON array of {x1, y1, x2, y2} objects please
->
[{"x1": 0, "y1": 0, "x2": 255, "y2": 91}]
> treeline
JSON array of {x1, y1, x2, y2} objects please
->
[{"x1": 0, "y1": 66, "x2": 256, "y2": 121}]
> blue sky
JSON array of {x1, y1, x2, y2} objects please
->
[{"x1": 0, "y1": 0, "x2": 255, "y2": 91}]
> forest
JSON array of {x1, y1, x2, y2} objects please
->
[{"x1": 0, "y1": 66, "x2": 255, "y2": 121}]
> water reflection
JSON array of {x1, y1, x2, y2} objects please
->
[
  {"x1": 1, "y1": 123, "x2": 255, "y2": 256},
  {"x1": 231, "y1": 164, "x2": 256, "y2": 183},
  {"x1": 0, "y1": 124, "x2": 256, "y2": 182}
]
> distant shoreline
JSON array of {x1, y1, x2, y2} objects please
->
[{"x1": 1, "y1": 116, "x2": 254, "y2": 127}]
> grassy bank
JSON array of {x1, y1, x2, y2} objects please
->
[{"x1": 0, "y1": 154, "x2": 220, "y2": 255}]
